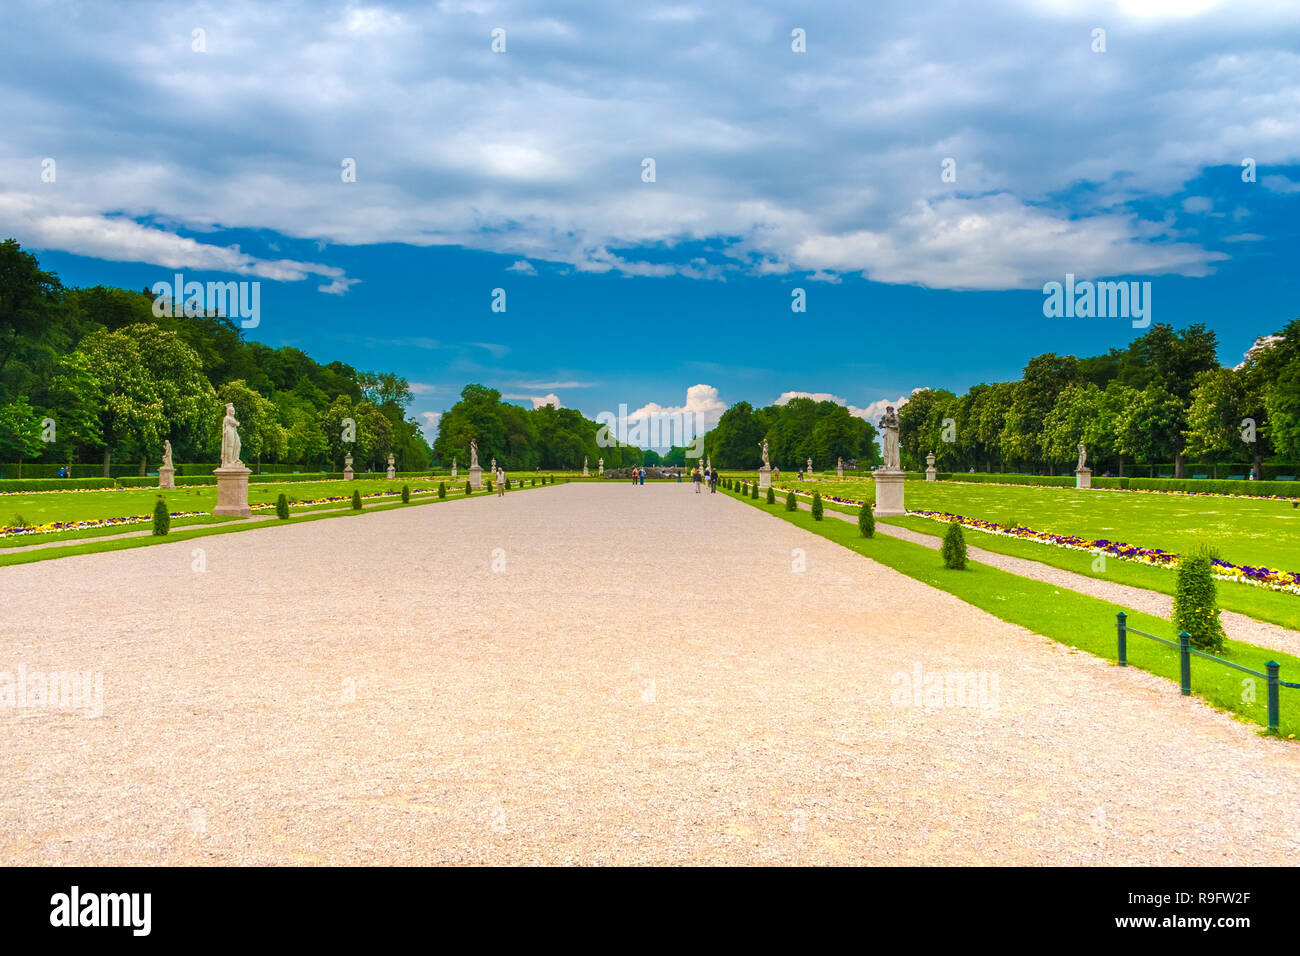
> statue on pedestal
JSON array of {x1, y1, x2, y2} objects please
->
[
  {"x1": 452, "y1": 457, "x2": 458, "y2": 478},
  {"x1": 879, "y1": 406, "x2": 901, "y2": 471},
  {"x1": 220, "y1": 403, "x2": 242, "y2": 467},
  {"x1": 760, "y1": 438, "x2": 770, "y2": 468},
  {"x1": 162, "y1": 440, "x2": 173, "y2": 470},
  {"x1": 1077, "y1": 441, "x2": 1088, "y2": 472},
  {"x1": 470, "y1": 440, "x2": 479, "y2": 469}
]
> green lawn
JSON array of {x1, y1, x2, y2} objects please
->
[
  {"x1": 773, "y1": 478, "x2": 1300, "y2": 574},
  {"x1": 722, "y1": 483, "x2": 1300, "y2": 738}
]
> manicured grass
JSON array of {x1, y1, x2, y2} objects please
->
[
  {"x1": 0, "y1": 479, "x2": 550, "y2": 567},
  {"x1": 883, "y1": 513, "x2": 1300, "y2": 633},
  {"x1": 775, "y1": 478, "x2": 1300, "y2": 572},
  {"x1": 723, "y1": 484, "x2": 1300, "y2": 738}
]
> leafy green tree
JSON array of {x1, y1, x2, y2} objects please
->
[{"x1": 0, "y1": 396, "x2": 45, "y2": 477}]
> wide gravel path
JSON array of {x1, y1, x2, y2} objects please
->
[{"x1": 2, "y1": 481, "x2": 1298, "y2": 865}]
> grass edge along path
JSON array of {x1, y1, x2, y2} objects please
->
[
  {"x1": 779, "y1": 486, "x2": 1300, "y2": 634},
  {"x1": 724, "y1": 483, "x2": 1300, "y2": 739},
  {"x1": 0, "y1": 480, "x2": 557, "y2": 569}
]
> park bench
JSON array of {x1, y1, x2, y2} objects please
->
[{"x1": 1277, "y1": 475, "x2": 1296, "y2": 481}]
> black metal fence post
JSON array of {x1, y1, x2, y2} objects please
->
[
  {"x1": 1116, "y1": 612, "x2": 1127, "y2": 667},
  {"x1": 1267, "y1": 661, "x2": 1280, "y2": 733},
  {"x1": 1178, "y1": 632, "x2": 1192, "y2": 696}
]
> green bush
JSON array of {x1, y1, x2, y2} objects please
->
[
  {"x1": 275, "y1": 493, "x2": 290, "y2": 520},
  {"x1": 504, "y1": 478, "x2": 511, "y2": 490},
  {"x1": 10, "y1": 514, "x2": 27, "y2": 529},
  {"x1": 152, "y1": 499, "x2": 170, "y2": 536},
  {"x1": 438, "y1": 481, "x2": 447, "y2": 499},
  {"x1": 401, "y1": 484, "x2": 410, "y2": 503},
  {"x1": 351, "y1": 490, "x2": 362, "y2": 510},
  {"x1": 811, "y1": 491, "x2": 823, "y2": 520},
  {"x1": 485, "y1": 478, "x2": 493, "y2": 493},
  {"x1": 531, "y1": 477, "x2": 536, "y2": 486},
  {"x1": 750, "y1": 481, "x2": 759, "y2": 499},
  {"x1": 766, "y1": 485, "x2": 775, "y2": 504},
  {"x1": 858, "y1": 502, "x2": 875, "y2": 537},
  {"x1": 942, "y1": 520, "x2": 967, "y2": 569},
  {"x1": 464, "y1": 481, "x2": 472, "y2": 495},
  {"x1": 786, "y1": 490, "x2": 797, "y2": 511},
  {"x1": 1174, "y1": 545, "x2": 1226, "y2": 653}
]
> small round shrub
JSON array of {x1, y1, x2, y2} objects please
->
[
  {"x1": 858, "y1": 502, "x2": 874, "y2": 537},
  {"x1": 438, "y1": 482, "x2": 447, "y2": 499},
  {"x1": 486, "y1": 478, "x2": 493, "y2": 493},
  {"x1": 942, "y1": 520, "x2": 967, "y2": 569},
  {"x1": 750, "y1": 481, "x2": 759, "y2": 499},
  {"x1": 531, "y1": 477, "x2": 536, "y2": 486},
  {"x1": 152, "y1": 499, "x2": 170, "y2": 536},
  {"x1": 1174, "y1": 544, "x2": 1226, "y2": 653},
  {"x1": 351, "y1": 489, "x2": 362, "y2": 511},
  {"x1": 766, "y1": 486, "x2": 775, "y2": 504},
  {"x1": 811, "y1": 491, "x2": 823, "y2": 520},
  {"x1": 275, "y1": 493, "x2": 290, "y2": 520},
  {"x1": 785, "y1": 490, "x2": 797, "y2": 511}
]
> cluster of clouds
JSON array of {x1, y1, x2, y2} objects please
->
[
  {"x1": 2, "y1": 0, "x2": 1298, "y2": 292},
  {"x1": 774, "y1": 389, "x2": 926, "y2": 425}
]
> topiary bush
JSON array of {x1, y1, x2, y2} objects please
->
[
  {"x1": 1174, "y1": 544, "x2": 1226, "y2": 653},
  {"x1": 942, "y1": 520, "x2": 967, "y2": 569},
  {"x1": 152, "y1": 498, "x2": 170, "y2": 536},
  {"x1": 811, "y1": 491, "x2": 823, "y2": 520},
  {"x1": 785, "y1": 490, "x2": 797, "y2": 511},
  {"x1": 275, "y1": 493, "x2": 290, "y2": 520},
  {"x1": 351, "y1": 489, "x2": 362, "y2": 510},
  {"x1": 438, "y1": 482, "x2": 447, "y2": 499},
  {"x1": 401, "y1": 484, "x2": 410, "y2": 503},
  {"x1": 766, "y1": 485, "x2": 775, "y2": 504},
  {"x1": 750, "y1": 481, "x2": 759, "y2": 499},
  {"x1": 858, "y1": 502, "x2": 875, "y2": 537},
  {"x1": 464, "y1": 481, "x2": 472, "y2": 495},
  {"x1": 485, "y1": 478, "x2": 493, "y2": 493}
]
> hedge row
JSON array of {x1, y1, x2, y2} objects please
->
[{"x1": 930, "y1": 472, "x2": 1299, "y2": 497}]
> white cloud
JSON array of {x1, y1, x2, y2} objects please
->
[
  {"x1": 0, "y1": 1, "x2": 1295, "y2": 289},
  {"x1": 504, "y1": 392, "x2": 561, "y2": 409},
  {"x1": 418, "y1": 410, "x2": 441, "y2": 441},
  {"x1": 506, "y1": 260, "x2": 538, "y2": 275},
  {"x1": 774, "y1": 389, "x2": 926, "y2": 424}
]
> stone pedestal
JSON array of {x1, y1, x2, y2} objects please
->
[
  {"x1": 1075, "y1": 468, "x2": 1092, "y2": 490},
  {"x1": 451, "y1": 463, "x2": 458, "y2": 478},
  {"x1": 925, "y1": 452, "x2": 937, "y2": 482},
  {"x1": 758, "y1": 465, "x2": 771, "y2": 490},
  {"x1": 583, "y1": 464, "x2": 589, "y2": 477},
  {"x1": 159, "y1": 465, "x2": 176, "y2": 490},
  {"x1": 469, "y1": 465, "x2": 483, "y2": 490},
  {"x1": 213, "y1": 466, "x2": 252, "y2": 517},
  {"x1": 873, "y1": 469, "x2": 906, "y2": 516},
  {"x1": 386, "y1": 464, "x2": 396, "y2": 479},
  {"x1": 837, "y1": 465, "x2": 843, "y2": 478},
  {"x1": 344, "y1": 465, "x2": 354, "y2": 481}
]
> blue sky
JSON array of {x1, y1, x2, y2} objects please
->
[{"x1": 3, "y1": 0, "x2": 1299, "y2": 444}]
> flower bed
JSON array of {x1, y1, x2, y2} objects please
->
[{"x1": 908, "y1": 509, "x2": 1300, "y2": 597}]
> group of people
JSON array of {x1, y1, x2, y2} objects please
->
[{"x1": 692, "y1": 465, "x2": 718, "y2": 493}]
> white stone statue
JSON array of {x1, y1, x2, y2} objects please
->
[
  {"x1": 760, "y1": 438, "x2": 770, "y2": 468},
  {"x1": 491, "y1": 457, "x2": 497, "y2": 473},
  {"x1": 879, "y1": 406, "x2": 901, "y2": 471},
  {"x1": 344, "y1": 452, "x2": 353, "y2": 469},
  {"x1": 1077, "y1": 441, "x2": 1087, "y2": 471},
  {"x1": 470, "y1": 440, "x2": 479, "y2": 468},
  {"x1": 806, "y1": 457, "x2": 813, "y2": 474},
  {"x1": 452, "y1": 457, "x2": 458, "y2": 477},
  {"x1": 219, "y1": 402, "x2": 242, "y2": 467},
  {"x1": 598, "y1": 457, "x2": 604, "y2": 475},
  {"x1": 162, "y1": 439, "x2": 173, "y2": 470}
]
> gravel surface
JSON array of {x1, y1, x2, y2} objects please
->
[{"x1": 3, "y1": 481, "x2": 1299, "y2": 865}]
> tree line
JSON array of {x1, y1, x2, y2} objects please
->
[
  {"x1": 0, "y1": 240, "x2": 432, "y2": 475},
  {"x1": 701, "y1": 397, "x2": 881, "y2": 470},
  {"x1": 896, "y1": 321, "x2": 1300, "y2": 477}
]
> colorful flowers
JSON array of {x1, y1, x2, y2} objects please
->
[{"x1": 908, "y1": 508, "x2": 1300, "y2": 597}]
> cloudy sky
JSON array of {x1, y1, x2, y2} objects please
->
[{"x1": 3, "y1": 0, "x2": 1298, "y2": 444}]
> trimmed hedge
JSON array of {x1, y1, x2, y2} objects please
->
[{"x1": 0, "y1": 477, "x2": 118, "y2": 492}]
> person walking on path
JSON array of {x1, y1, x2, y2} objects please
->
[
  {"x1": 710, "y1": 467, "x2": 718, "y2": 493},
  {"x1": 639, "y1": 466, "x2": 646, "y2": 486},
  {"x1": 496, "y1": 467, "x2": 505, "y2": 496},
  {"x1": 694, "y1": 467, "x2": 702, "y2": 493}
]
